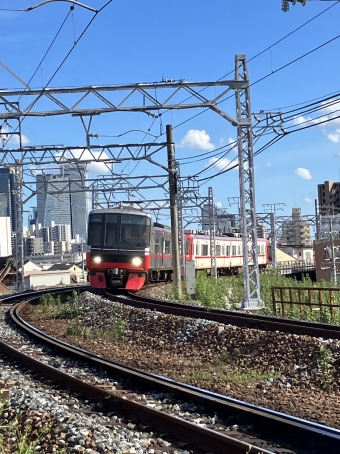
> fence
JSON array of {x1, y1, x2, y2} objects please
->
[{"x1": 271, "y1": 286, "x2": 340, "y2": 320}]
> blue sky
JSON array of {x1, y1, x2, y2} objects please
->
[{"x1": 1, "y1": 0, "x2": 340, "y2": 228}]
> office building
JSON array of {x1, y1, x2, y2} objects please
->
[
  {"x1": 201, "y1": 205, "x2": 236, "y2": 233},
  {"x1": 36, "y1": 162, "x2": 88, "y2": 239},
  {"x1": 0, "y1": 167, "x2": 16, "y2": 232},
  {"x1": 0, "y1": 217, "x2": 12, "y2": 257},
  {"x1": 281, "y1": 208, "x2": 312, "y2": 246},
  {"x1": 318, "y1": 180, "x2": 340, "y2": 214}
]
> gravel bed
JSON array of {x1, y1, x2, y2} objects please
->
[
  {"x1": 0, "y1": 303, "x2": 208, "y2": 454},
  {"x1": 21, "y1": 291, "x2": 340, "y2": 430},
  {"x1": 2, "y1": 289, "x2": 340, "y2": 454}
]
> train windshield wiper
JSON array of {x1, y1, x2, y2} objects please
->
[{"x1": 123, "y1": 239, "x2": 136, "y2": 250}]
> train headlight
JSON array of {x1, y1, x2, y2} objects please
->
[
  {"x1": 132, "y1": 257, "x2": 142, "y2": 266},
  {"x1": 93, "y1": 256, "x2": 102, "y2": 264}
]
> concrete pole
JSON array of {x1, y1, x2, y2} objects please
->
[
  {"x1": 166, "y1": 124, "x2": 181, "y2": 295},
  {"x1": 329, "y1": 218, "x2": 337, "y2": 284}
]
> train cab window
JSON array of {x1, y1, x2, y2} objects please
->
[
  {"x1": 165, "y1": 240, "x2": 171, "y2": 254},
  {"x1": 88, "y1": 214, "x2": 103, "y2": 247},
  {"x1": 201, "y1": 244, "x2": 208, "y2": 256},
  {"x1": 155, "y1": 239, "x2": 160, "y2": 254},
  {"x1": 104, "y1": 214, "x2": 118, "y2": 248},
  {"x1": 261, "y1": 244, "x2": 265, "y2": 255},
  {"x1": 232, "y1": 245, "x2": 236, "y2": 256},
  {"x1": 226, "y1": 245, "x2": 230, "y2": 256},
  {"x1": 120, "y1": 214, "x2": 151, "y2": 249},
  {"x1": 216, "y1": 245, "x2": 221, "y2": 256}
]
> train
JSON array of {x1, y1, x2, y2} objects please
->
[{"x1": 86, "y1": 206, "x2": 270, "y2": 291}]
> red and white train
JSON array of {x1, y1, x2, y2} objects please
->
[{"x1": 86, "y1": 206, "x2": 270, "y2": 291}]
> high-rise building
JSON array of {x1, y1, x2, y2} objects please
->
[
  {"x1": 36, "y1": 162, "x2": 88, "y2": 239},
  {"x1": 201, "y1": 205, "x2": 236, "y2": 233},
  {"x1": 0, "y1": 167, "x2": 16, "y2": 232},
  {"x1": 281, "y1": 208, "x2": 312, "y2": 246},
  {"x1": 318, "y1": 180, "x2": 340, "y2": 214}
]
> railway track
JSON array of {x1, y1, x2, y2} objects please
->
[
  {"x1": 0, "y1": 289, "x2": 340, "y2": 453},
  {"x1": 108, "y1": 288, "x2": 340, "y2": 340}
]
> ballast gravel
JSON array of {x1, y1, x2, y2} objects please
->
[
  {"x1": 0, "y1": 303, "x2": 207, "y2": 454},
  {"x1": 20, "y1": 291, "x2": 340, "y2": 431}
]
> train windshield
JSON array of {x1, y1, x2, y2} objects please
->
[
  {"x1": 120, "y1": 214, "x2": 151, "y2": 249},
  {"x1": 88, "y1": 212, "x2": 151, "y2": 250}
]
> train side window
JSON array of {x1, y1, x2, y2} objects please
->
[
  {"x1": 226, "y1": 245, "x2": 230, "y2": 256},
  {"x1": 155, "y1": 239, "x2": 160, "y2": 254},
  {"x1": 261, "y1": 245, "x2": 265, "y2": 254},
  {"x1": 257, "y1": 245, "x2": 260, "y2": 253},
  {"x1": 216, "y1": 245, "x2": 221, "y2": 256},
  {"x1": 165, "y1": 240, "x2": 171, "y2": 254},
  {"x1": 195, "y1": 243, "x2": 199, "y2": 256},
  {"x1": 185, "y1": 239, "x2": 190, "y2": 256},
  {"x1": 237, "y1": 245, "x2": 241, "y2": 255},
  {"x1": 201, "y1": 244, "x2": 208, "y2": 256},
  {"x1": 232, "y1": 245, "x2": 236, "y2": 256},
  {"x1": 222, "y1": 245, "x2": 225, "y2": 255}
]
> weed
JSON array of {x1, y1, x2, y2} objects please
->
[
  {"x1": 66, "y1": 320, "x2": 82, "y2": 336},
  {"x1": 317, "y1": 347, "x2": 334, "y2": 389},
  {"x1": 225, "y1": 369, "x2": 281, "y2": 385},
  {"x1": 0, "y1": 402, "x2": 52, "y2": 454},
  {"x1": 54, "y1": 305, "x2": 84, "y2": 320},
  {"x1": 101, "y1": 319, "x2": 127, "y2": 340}
]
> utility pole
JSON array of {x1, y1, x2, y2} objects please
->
[
  {"x1": 235, "y1": 54, "x2": 262, "y2": 309},
  {"x1": 166, "y1": 125, "x2": 181, "y2": 294},
  {"x1": 262, "y1": 203, "x2": 285, "y2": 268},
  {"x1": 208, "y1": 187, "x2": 217, "y2": 278},
  {"x1": 321, "y1": 217, "x2": 340, "y2": 284}
]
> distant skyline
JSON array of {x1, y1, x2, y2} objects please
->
[{"x1": 1, "y1": 0, "x2": 340, "y2": 226}]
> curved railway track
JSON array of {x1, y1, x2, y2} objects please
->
[
  {"x1": 107, "y1": 289, "x2": 340, "y2": 340},
  {"x1": 1, "y1": 288, "x2": 340, "y2": 453}
]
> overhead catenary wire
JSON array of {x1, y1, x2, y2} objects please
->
[{"x1": 1, "y1": 0, "x2": 112, "y2": 149}]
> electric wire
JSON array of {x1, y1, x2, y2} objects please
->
[
  {"x1": 1, "y1": 1, "x2": 112, "y2": 149},
  {"x1": 148, "y1": 1, "x2": 340, "y2": 140}
]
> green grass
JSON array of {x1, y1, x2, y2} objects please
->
[
  {"x1": 0, "y1": 401, "x2": 56, "y2": 454},
  {"x1": 167, "y1": 271, "x2": 340, "y2": 325}
]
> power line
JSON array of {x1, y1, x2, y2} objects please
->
[{"x1": 1, "y1": 1, "x2": 112, "y2": 149}]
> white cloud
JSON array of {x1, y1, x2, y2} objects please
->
[
  {"x1": 208, "y1": 157, "x2": 237, "y2": 171},
  {"x1": 328, "y1": 130, "x2": 340, "y2": 143},
  {"x1": 295, "y1": 167, "x2": 312, "y2": 180},
  {"x1": 293, "y1": 99, "x2": 340, "y2": 142},
  {"x1": 305, "y1": 197, "x2": 312, "y2": 203},
  {"x1": 178, "y1": 129, "x2": 214, "y2": 150},
  {"x1": 215, "y1": 201, "x2": 223, "y2": 208},
  {"x1": 56, "y1": 148, "x2": 114, "y2": 174},
  {"x1": 228, "y1": 137, "x2": 238, "y2": 153},
  {"x1": 0, "y1": 127, "x2": 29, "y2": 145}
]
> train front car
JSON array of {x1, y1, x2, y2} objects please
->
[{"x1": 86, "y1": 207, "x2": 151, "y2": 291}]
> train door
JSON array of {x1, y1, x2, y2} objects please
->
[{"x1": 161, "y1": 236, "x2": 165, "y2": 268}]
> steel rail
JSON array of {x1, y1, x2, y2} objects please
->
[
  {"x1": 116, "y1": 291, "x2": 340, "y2": 339},
  {"x1": 5, "y1": 293, "x2": 340, "y2": 453},
  {"x1": 0, "y1": 296, "x2": 271, "y2": 454}
]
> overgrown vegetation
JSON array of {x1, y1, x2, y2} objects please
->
[
  {"x1": 169, "y1": 272, "x2": 340, "y2": 325},
  {"x1": 39, "y1": 291, "x2": 84, "y2": 319},
  {"x1": 317, "y1": 347, "x2": 335, "y2": 389},
  {"x1": 0, "y1": 399, "x2": 57, "y2": 454}
]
